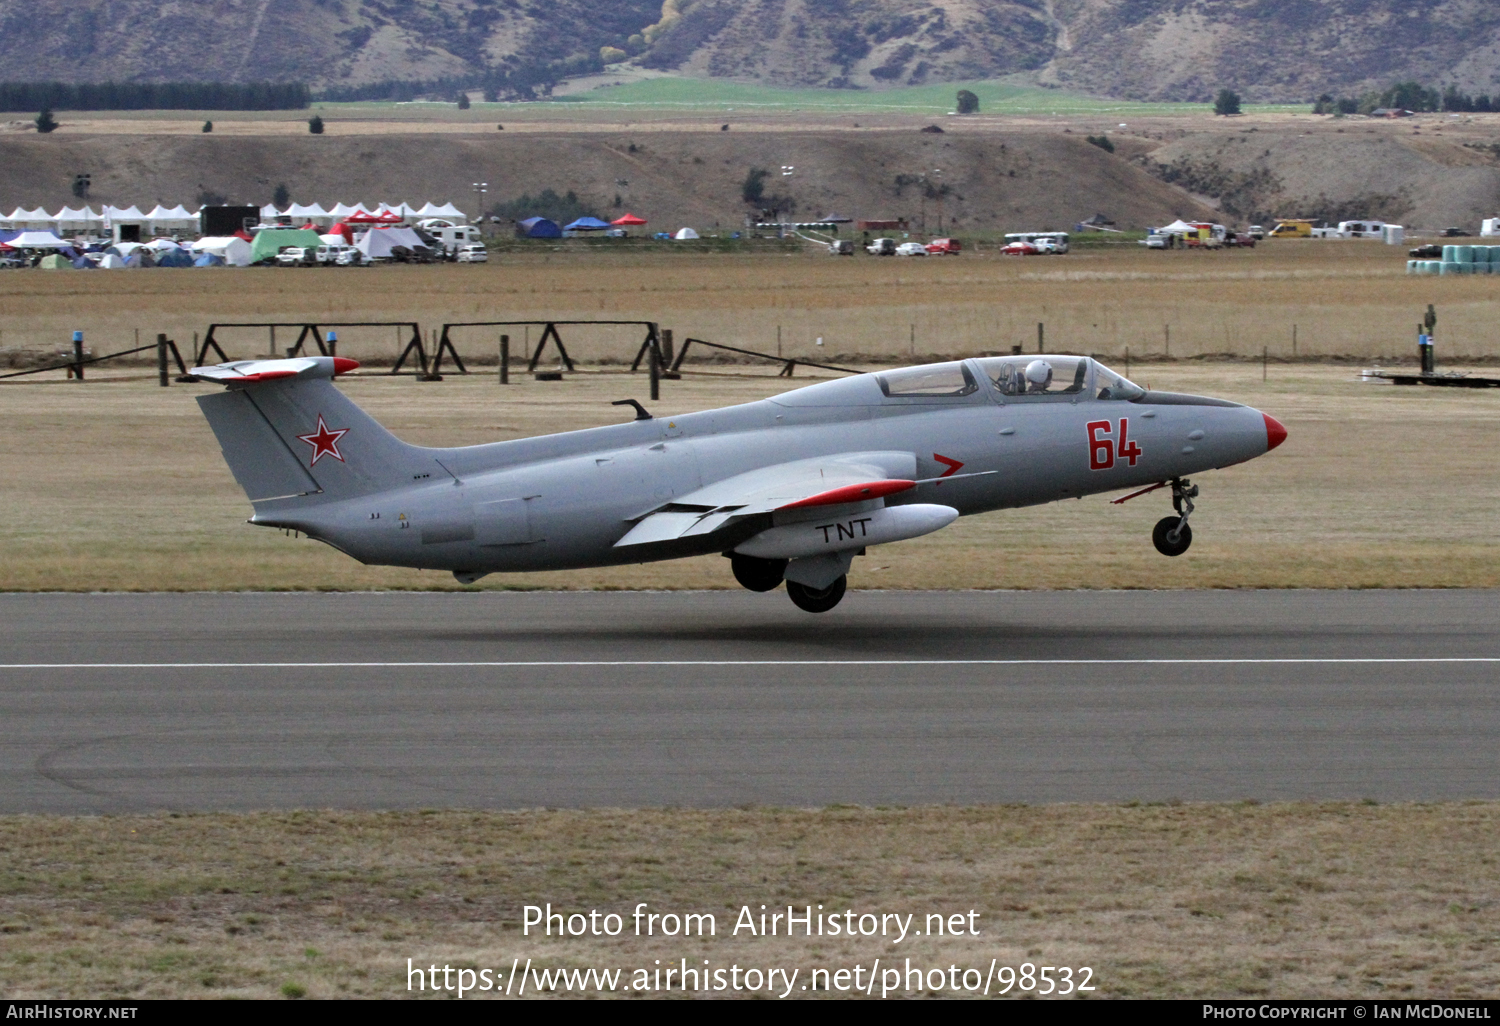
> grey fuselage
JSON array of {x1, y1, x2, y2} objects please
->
[{"x1": 249, "y1": 358, "x2": 1276, "y2": 575}]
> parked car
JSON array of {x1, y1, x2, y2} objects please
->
[
  {"x1": 275, "y1": 247, "x2": 313, "y2": 266},
  {"x1": 1003, "y1": 231, "x2": 1069, "y2": 253},
  {"x1": 1226, "y1": 232, "x2": 1257, "y2": 247},
  {"x1": 455, "y1": 243, "x2": 488, "y2": 263},
  {"x1": 827, "y1": 239, "x2": 854, "y2": 256},
  {"x1": 335, "y1": 248, "x2": 368, "y2": 267},
  {"x1": 866, "y1": 237, "x2": 897, "y2": 255},
  {"x1": 895, "y1": 241, "x2": 928, "y2": 256},
  {"x1": 925, "y1": 237, "x2": 962, "y2": 255},
  {"x1": 1139, "y1": 233, "x2": 1174, "y2": 249},
  {"x1": 1409, "y1": 243, "x2": 1444, "y2": 258},
  {"x1": 315, "y1": 244, "x2": 355, "y2": 265},
  {"x1": 1247, "y1": 225, "x2": 1266, "y2": 240},
  {"x1": 1441, "y1": 227, "x2": 1472, "y2": 238},
  {"x1": 1001, "y1": 240, "x2": 1040, "y2": 256}
]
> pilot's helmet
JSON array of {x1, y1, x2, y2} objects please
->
[{"x1": 1024, "y1": 359, "x2": 1053, "y2": 389}]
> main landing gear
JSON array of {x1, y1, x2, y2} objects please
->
[
  {"x1": 728, "y1": 552, "x2": 849, "y2": 613},
  {"x1": 1152, "y1": 478, "x2": 1199, "y2": 557}
]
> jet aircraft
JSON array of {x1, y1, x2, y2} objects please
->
[{"x1": 193, "y1": 354, "x2": 1286, "y2": 612}]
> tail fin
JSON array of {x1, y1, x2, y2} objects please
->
[{"x1": 195, "y1": 357, "x2": 437, "y2": 508}]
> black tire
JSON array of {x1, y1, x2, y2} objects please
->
[
  {"x1": 731, "y1": 553, "x2": 787, "y2": 592},
  {"x1": 786, "y1": 575, "x2": 847, "y2": 613},
  {"x1": 1152, "y1": 516, "x2": 1193, "y2": 557}
]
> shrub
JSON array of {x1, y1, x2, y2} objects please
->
[
  {"x1": 955, "y1": 89, "x2": 978, "y2": 114},
  {"x1": 741, "y1": 167, "x2": 768, "y2": 205},
  {"x1": 308, "y1": 115, "x2": 324, "y2": 134},
  {"x1": 1213, "y1": 89, "x2": 1242, "y2": 116},
  {"x1": 273, "y1": 183, "x2": 290, "y2": 208},
  {"x1": 201, "y1": 119, "x2": 213, "y2": 133},
  {"x1": 34, "y1": 108, "x2": 57, "y2": 133},
  {"x1": 1086, "y1": 134, "x2": 1115, "y2": 153},
  {"x1": 456, "y1": 92, "x2": 470, "y2": 109}
]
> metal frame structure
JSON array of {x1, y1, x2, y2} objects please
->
[
  {"x1": 436, "y1": 320, "x2": 666, "y2": 376},
  {"x1": 196, "y1": 321, "x2": 434, "y2": 377},
  {"x1": 0, "y1": 334, "x2": 191, "y2": 384},
  {"x1": 670, "y1": 336, "x2": 860, "y2": 378}
]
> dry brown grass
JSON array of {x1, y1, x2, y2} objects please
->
[
  {"x1": 1, "y1": 803, "x2": 1496, "y2": 999},
  {"x1": 2, "y1": 360, "x2": 1499, "y2": 592},
  {"x1": 1, "y1": 243, "x2": 1493, "y2": 368}
]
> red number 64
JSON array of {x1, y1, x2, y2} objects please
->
[{"x1": 1087, "y1": 419, "x2": 1142, "y2": 471}]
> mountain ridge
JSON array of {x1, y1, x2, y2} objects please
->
[{"x1": 1, "y1": 1, "x2": 1498, "y2": 104}]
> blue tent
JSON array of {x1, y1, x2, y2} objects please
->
[
  {"x1": 0, "y1": 229, "x2": 17, "y2": 244},
  {"x1": 70, "y1": 256, "x2": 92, "y2": 269},
  {"x1": 563, "y1": 216, "x2": 611, "y2": 231},
  {"x1": 155, "y1": 248, "x2": 195, "y2": 268},
  {"x1": 515, "y1": 216, "x2": 562, "y2": 239},
  {"x1": 194, "y1": 252, "x2": 225, "y2": 267}
]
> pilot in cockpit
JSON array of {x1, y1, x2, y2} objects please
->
[{"x1": 1024, "y1": 359, "x2": 1053, "y2": 394}]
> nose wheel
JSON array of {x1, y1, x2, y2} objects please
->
[{"x1": 1152, "y1": 478, "x2": 1198, "y2": 557}]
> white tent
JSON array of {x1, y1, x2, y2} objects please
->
[
  {"x1": 328, "y1": 201, "x2": 360, "y2": 218},
  {"x1": 418, "y1": 201, "x2": 468, "y2": 220},
  {"x1": 260, "y1": 203, "x2": 282, "y2": 219},
  {"x1": 54, "y1": 206, "x2": 102, "y2": 231},
  {"x1": 356, "y1": 226, "x2": 427, "y2": 260},
  {"x1": 1158, "y1": 219, "x2": 1200, "y2": 235},
  {"x1": 106, "y1": 205, "x2": 146, "y2": 222},
  {"x1": 144, "y1": 237, "x2": 185, "y2": 252},
  {"x1": 97, "y1": 254, "x2": 127, "y2": 269},
  {"x1": 673, "y1": 227, "x2": 700, "y2": 240},
  {"x1": 8, "y1": 231, "x2": 68, "y2": 248},
  {"x1": 190, "y1": 236, "x2": 252, "y2": 267},
  {"x1": 7, "y1": 207, "x2": 54, "y2": 229},
  {"x1": 145, "y1": 204, "x2": 196, "y2": 233},
  {"x1": 377, "y1": 202, "x2": 418, "y2": 219}
]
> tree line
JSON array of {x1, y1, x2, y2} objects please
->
[
  {"x1": 1313, "y1": 81, "x2": 1500, "y2": 115},
  {"x1": 0, "y1": 81, "x2": 310, "y2": 112}
]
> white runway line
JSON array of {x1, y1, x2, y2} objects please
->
[{"x1": 0, "y1": 659, "x2": 1498, "y2": 670}]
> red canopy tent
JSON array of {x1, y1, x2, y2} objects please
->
[
  {"x1": 344, "y1": 210, "x2": 403, "y2": 225},
  {"x1": 611, "y1": 213, "x2": 648, "y2": 226}
]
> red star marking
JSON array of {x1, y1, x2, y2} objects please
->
[
  {"x1": 297, "y1": 414, "x2": 349, "y2": 466},
  {"x1": 933, "y1": 453, "x2": 964, "y2": 477}
]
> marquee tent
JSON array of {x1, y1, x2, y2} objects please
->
[
  {"x1": 611, "y1": 213, "x2": 648, "y2": 226},
  {"x1": 6, "y1": 208, "x2": 54, "y2": 229},
  {"x1": 515, "y1": 216, "x2": 561, "y2": 238},
  {"x1": 377, "y1": 202, "x2": 418, "y2": 218},
  {"x1": 417, "y1": 201, "x2": 467, "y2": 219},
  {"x1": 328, "y1": 202, "x2": 369, "y2": 219},
  {"x1": 191, "y1": 236, "x2": 252, "y2": 267},
  {"x1": 260, "y1": 204, "x2": 282, "y2": 219},
  {"x1": 105, "y1": 205, "x2": 147, "y2": 222},
  {"x1": 249, "y1": 228, "x2": 323, "y2": 264},
  {"x1": 8, "y1": 231, "x2": 68, "y2": 248},
  {"x1": 55, "y1": 206, "x2": 103, "y2": 231},
  {"x1": 564, "y1": 217, "x2": 612, "y2": 231},
  {"x1": 146, "y1": 204, "x2": 196, "y2": 232},
  {"x1": 344, "y1": 210, "x2": 402, "y2": 225},
  {"x1": 286, "y1": 203, "x2": 331, "y2": 225}
]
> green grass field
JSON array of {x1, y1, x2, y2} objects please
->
[{"x1": 544, "y1": 77, "x2": 1308, "y2": 117}]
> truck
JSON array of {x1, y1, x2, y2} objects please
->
[
  {"x1": 1268, "y1": 219, "x2": 1314, "y2": 238},
  {"x1": 417, "y1": 218, "x2": 483, "y2": 257},
  {"x1": 866, "y1": 237, "x2": 897, "y2": 255}
]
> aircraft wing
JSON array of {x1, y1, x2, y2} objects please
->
[{"x1": 613, "y1": 450, "x2": 917, "y2": 548}]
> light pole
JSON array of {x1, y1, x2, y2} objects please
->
[
  {"x1": 778, "y1": 166, "x2": 794, "y2": 238},
  {"x1": 472, "y1": 182, "x2": 488, "y2": 227}
]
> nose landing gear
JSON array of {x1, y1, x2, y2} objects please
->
[{"x1": 1152, "y1": 478, "x2": 1198, "y2": 557}]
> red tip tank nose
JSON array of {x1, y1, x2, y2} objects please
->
[
  {"x1": 332, "y1": 357, "x2": 361, "y2": 376},
  {"x1": 1263, "y1": 413, "x2": 1287, "y2": 451}
]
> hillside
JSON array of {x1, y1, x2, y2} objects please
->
[
  {"x1": 0, "y1": 126, "x2": 1217, "y2": 233},
  {"x1": 5, "y1": 0, "x2": 1500, "y2": 103}
]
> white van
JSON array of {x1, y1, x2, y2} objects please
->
[
  {"x1": 315, "y1": 244, "x2": 355, "y2": 265},
  {"x1": 455, "y1": 243, "x2": 488, "y2": 263}
]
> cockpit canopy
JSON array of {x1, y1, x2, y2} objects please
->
[{"x1": 771, "y1": 357, "x2": 1145, "y2": 407}]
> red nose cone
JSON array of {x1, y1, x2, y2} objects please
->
[
  {"x1": 1264, "y1": 413, "x2": 1287, "y2": 451},
  {"x1": 332, "y1": 357, "x2": 361, "y2": 377}
]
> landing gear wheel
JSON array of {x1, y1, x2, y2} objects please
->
[
  {"x1": 786, "y1": 575, "x2": 847, "y2": 613},
  {"x1": 1152, "y1": 516, "x2": 1193, "y2": 556},
  {"x1": 731, "y1": 553, "x2": 787, "y2": 592}
]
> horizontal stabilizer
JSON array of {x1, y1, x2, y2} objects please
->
[{"x1": 191, "y1": 356, "x2": 359, "y2": 386}]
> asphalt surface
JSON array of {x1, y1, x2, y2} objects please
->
[{"x1": 1, "y1": 590, "x2": 1497, "y2": 813}]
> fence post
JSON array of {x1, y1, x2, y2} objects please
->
[
  {"x1": 661, "y1": 329, "x2": 674, "y2": 367},
  {"x1": 650, "y1": 348, "x2": 660, "y2": 401},
  {"x1": 72, "y1": 330, "x2": 84, "y2": 381},
  {"x1": 1037, "y1": 322, "x2": 1044, "y2": 354},
  {"x1": 500, "y1": 335, "x2": 509, "y2": 385},
  {"x1": 157, "y1": 333, "x2": 169, "y2": 387}
]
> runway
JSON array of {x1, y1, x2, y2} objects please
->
[{"x1": 1, "y1": 590, "x2": 1497, "y2": 813}]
